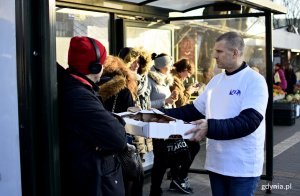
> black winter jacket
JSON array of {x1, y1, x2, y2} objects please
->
[
  {"x1": 99, "y1": 75, "x2": 135, "y2": 113},
  {"x1": 58, "y1": 68, "x2": 127, "y2": 196}
]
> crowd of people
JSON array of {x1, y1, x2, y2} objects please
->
[
  {"x1": 58, "y1": 31, "x2": 270, "y2": 196},
  {"x1": 273, "y1": 62, "x2": 297, "y2": 94}
]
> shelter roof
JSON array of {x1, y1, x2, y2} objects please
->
[{"x1": 118, "y1": 0, "x2": 287, "y2": 14}]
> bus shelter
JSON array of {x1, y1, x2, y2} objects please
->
[{"x1": 6, "y1": 0, "x2": 287, "y2": 195}]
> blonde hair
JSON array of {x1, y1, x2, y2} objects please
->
[{"x1": 121, "y1": 48, "x2": 140, "y2": 65}]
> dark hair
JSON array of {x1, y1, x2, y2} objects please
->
[
  {"x1": 173, "y1": 58, "x2": 194, "y2": 74},
  {"x1": 118, "y1": 47, "x2": 133, "y2": 60},
  {"x1": 137, "y1": 56, "x2": 146, "y2": 74},
  {"x1": 151, "y1": 53, "x2": 168, "y2": 60},
  {"x1": 275, "y1": 63, "x2": 283, "y2": 68},
  {"x1": 216, "y1": 31, "x2": 245, "y2": 55},
  {"x1": 118, "y1": 47, "x2": 139, "y2": 64}
]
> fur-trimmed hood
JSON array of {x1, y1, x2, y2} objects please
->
[
  {"x1": 99, "y1": 75, "x2": 127, "y2": 102},
  {"x1": 137, "y1": 48, "x2": 152, "y2": 75},
  {"x1": 99, "y1": 56, "x2": 137, "y2": 101},
  {"x1": 120, "y1": 47, "x2": 152, "y2": 76},
  {"x1": 148, "y1": 67, "x2": 174, "y2": 86}
]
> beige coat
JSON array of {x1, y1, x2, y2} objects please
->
[{"x1": 170, "y1": 73, "x2": 191, "y2": 107}]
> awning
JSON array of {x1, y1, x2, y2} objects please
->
[
  {"x1": 273, "y1": 28, "x2": 300, "y2": 51},
  {"x1": 119, "y1": 0, "x2": 287, "y2": 14}
]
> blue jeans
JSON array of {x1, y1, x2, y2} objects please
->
[{"x1": 208, "y1": 171, "x2": 260, "y2": 196}]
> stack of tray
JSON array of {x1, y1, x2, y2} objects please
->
[{"x1": 273, "y1": 102, "x2": 296, "y2": 126}]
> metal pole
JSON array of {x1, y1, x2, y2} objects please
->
[{"x1": 261, "y1": 11, "x2": 274, "y2": 194}]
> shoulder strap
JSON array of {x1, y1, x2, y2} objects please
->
[{"x1": 112, "y1": 94, "x2": 118, "y2": 112}]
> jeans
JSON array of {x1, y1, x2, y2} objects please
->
[{"x1": 208, "y1": 171, "x2": 260, "y2": 196}]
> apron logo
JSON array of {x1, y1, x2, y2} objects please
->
[{"x1": 229, "y1": 89, "x2": 241, "y2": 96}]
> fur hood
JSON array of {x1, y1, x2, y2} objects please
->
[
  {"x1": 99, "y1": 75, "x2": 127, "y2": 102},
  {"x1": 148, "y1": 67, "x2": 174, "y2": 86},
  {"x1": 121, "y1": 47, "x2": 152, "y2": 75},
  {"x1": 137, "y1": 48, "x2": 152, "y2": 75},
  {"x1": 99, "y1": 56, "x2": 137, "y2": 101}
]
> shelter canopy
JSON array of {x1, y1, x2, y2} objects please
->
[{"x1": 119, "y1": 0, "x2": 287, "y2": 14}]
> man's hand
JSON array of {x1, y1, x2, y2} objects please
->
[
  {"x1": 185, "y1": 119, "x2": 208, "y2": 141},
  {"x1": 127, "y1": 106, "x2": 141, "y2": 113}
]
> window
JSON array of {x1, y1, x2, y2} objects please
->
[
  {"x1": 56, "y1": 8, "x2": 109, "y2": 68},
  {"x1": 171, "y1": 16, "x2": 266, "y2": 85}
]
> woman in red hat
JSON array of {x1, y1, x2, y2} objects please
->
[{"x1": 58, "y1": 36, "x2": 127, "y2": 196}]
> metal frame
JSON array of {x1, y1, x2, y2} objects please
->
[
  {"x1": 263, "y1": 12, "x2": 274, "y2": 193},
  {"x1": 168, "y1": 13, "x2": 266, "y2": 21},
  {"x1": 16, "y1": 0, "x2": 60, "y2": 196},
  {"x1": 138, "y1": 0, "x2": 158, "y2": 5},
  {"x1": 118, "y1": 0, "x2": 287, "y2": 14},
  {"x1": 16, "y1": 1, "x2": 280, "y2": 195},
  {"x1": 56, "y1": 0, "x2": 170, "y2": 19}
]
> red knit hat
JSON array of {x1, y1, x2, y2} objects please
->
[{"x1": 68, "y1": 36, "x2": 107, "y2": 75}]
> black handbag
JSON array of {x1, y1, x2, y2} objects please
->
[
  {"x1": 117, "y1": 144, "x2": 143, "y2": 180},
  {"x1": 111, "y1": 95, "x2": 143, "y2": 180}
]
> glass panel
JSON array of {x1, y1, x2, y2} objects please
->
[
  {"x1": 125, "y1": 26, "x2": 172, "y2": 55},
  {"x1": 120, "y1": 0, "x2": 221, "y2": 11},
  {"x1": 149, "y1": 0, "x2": 220, "y2": 11},
  {"x1": 171, "y1": 17, "x2": 266, "y2": 91},
  {"x1": 56, "y1": 8, "x2": 109, "y2": 68}
]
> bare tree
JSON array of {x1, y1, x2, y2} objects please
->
[
  {"x1": 273, "y1": 0, "x2": 300, "y2": 30},
  {"x1": 283, "y1": 0, "x2": 300, "y2": 28}
]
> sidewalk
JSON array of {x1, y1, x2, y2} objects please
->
[{"x1": 142, "y1": 118, "x2": 300, "y2": 196}]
